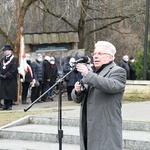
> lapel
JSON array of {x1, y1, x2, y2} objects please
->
[
  {"x1": 99, "y1": 62, "x2": 116, "y2": 77},
  {"x1": 84, "y1": 62, "x2": 116, "y2": 95}
]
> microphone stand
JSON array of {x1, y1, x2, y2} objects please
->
[{"x1": 24, "y1": 66, "x2": 76, "y2": 150}]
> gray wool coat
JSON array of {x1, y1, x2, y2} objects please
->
[{"x1": 71, "y1": 62, "x2": 126, "y2": 150}]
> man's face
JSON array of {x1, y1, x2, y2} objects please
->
[
  {"x1": 3, "y1": 50, "x2": 12, "y2": 56},
  {"x1": 93, "y1": 45, "x2": 114, "y2": 69}
]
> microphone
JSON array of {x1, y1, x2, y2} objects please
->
[{"x1": 75, "y1": 56, "x2": 89, "y2": 64}]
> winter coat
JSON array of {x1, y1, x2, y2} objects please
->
[
  {"x1": 43, "y1": 60, "x2": 51, "y2": 82},
  {"x1": 31, "y1": 60, "x2": 44, "y2": 82},
  {"x1": 129, "y1": 63, "x2": 137, "y2": 80},
  {"x1": 63, "y1": 63, "x2": 79, "y2": 87},
  {"x1": 49, "y1": 64, "x2": 58, "y2": 86},
  {"x1": 0, "y1": 55, "x2": 18, "y2": 101},
  {"x1": 118, "y1": 59, "x2": 130, "y2": 79},
  {"x1": 71, "y1": 62, "x2": 126, "y2": 150}
]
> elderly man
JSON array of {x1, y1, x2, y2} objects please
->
[
  {"x1": 71, "y1": 41, "x2": 126, "y2": 150},
  {"x1": 0, "y1": 45, "x2": 18, "y2": 110}
]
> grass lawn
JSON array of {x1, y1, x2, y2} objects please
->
[{"x1": 0, "y1": 109, "x2": 55, "y2": 127}]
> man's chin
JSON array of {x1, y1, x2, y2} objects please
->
[
  {"x1": 94, "y1": 63, "x2": 101, "y2": 67},
  {"x1": 94, "y1": 66, "x2": 101, "y2": 70}
]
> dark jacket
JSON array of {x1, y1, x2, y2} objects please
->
[
  {"x1": 118, "y1": 59, "x2": 130, "y2": 79},
  {"x1": 129, "y1": 63, "x2": 137, "y2": 80},
  {"x1": 23, "y1": 60, "x2": 33, "y2": 82},
  {"x1": 63, "y1": 63, "x2": 79, "y2": 86},
  {"x1": 31, "y1": 60, "x2": 44, "y2": 82},
  {"x1": 49, "y1": 64, "x2": 58, "y2": 86},
  {"x1": 43, "y1": 60, "x2": 50, "y2": 81},
  {"x1": 0, "y1": 54, "x2": 18, "y2": 101}
]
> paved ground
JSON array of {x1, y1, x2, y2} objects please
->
[{"x1": 1, "y1": 92, "x2": 150, "y2": 122}]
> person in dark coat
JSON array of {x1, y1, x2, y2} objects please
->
[
  {"x1": 30, "y1": 53, "x2": 44, "y2": 103},
  {"x1": 0, "y1": 45, "x2": 18, "y2": 110},
  {"x1": 72, "y1": 41, "x2": 126, "y2": 150},
  {"x1": 129, "y1": 56, "x2": 137, "y2": 80},
  {"x1": 47, "y1": 57, "x2": 58, "y2": 101},
  {"x1": 41, "y1": 56, "x2": 51, "y2": 102},
  {"x1": 118, "y1": 55, "x2": 130, "y2": 79},
  {"x1": 64, "y1": 57, "x2": 79, "y2": 101},
  {"x1": 21, "y1": 53, "x2": 33, "y2": 104}
]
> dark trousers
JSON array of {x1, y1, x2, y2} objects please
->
[
  {"x1": 67, "y1": 86, "x2": 74, "y2": 100},
  {"x1": 21, "y1": 82, "x2": 30, "y2": 102},
  {"x1": 41, "y1": 81, "x2": 49, "y2": 101},
  {"x1": 31, "y1": 81, "x2": 43, "y2": 102}
]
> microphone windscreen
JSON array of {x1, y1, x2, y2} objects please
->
[{"x1": 82, "y1": 56, "x2": 89, "y2": 63}]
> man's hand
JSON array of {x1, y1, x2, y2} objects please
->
[
  {"x1": 76, "y1": 63, "x2": 88, "y2": 76},
  {"x1": 0, "y1": 74, "x2": 6, "y2": 79},
  {"x1": 74, "y1": 81, "x2": 82, "y2": 93}
]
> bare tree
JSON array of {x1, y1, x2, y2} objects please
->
[
  {"x1": 38, "y1": 0, "x2": 145, "y2": 55},
  {"x1": 0, "y1": 0, "x2": 146, "y2": 58}
]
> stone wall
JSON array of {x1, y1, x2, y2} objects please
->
[{"x1": 124, "y1": 80, "x2": 150, "y2": 101}]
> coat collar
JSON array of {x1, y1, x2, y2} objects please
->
[{"x1": 98, "y1": 62, "x2": 116, "y2": 77}]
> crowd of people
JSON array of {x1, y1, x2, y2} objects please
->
[
  {"x1": 20, "y1": 53, "x2": 59, "y2": 105},
  {"x1": 0, "y1": 44, "x2": 91, "y2": 110},
  {"x1": 0, "y1": 44, "x2": 137, "y2": 111}
]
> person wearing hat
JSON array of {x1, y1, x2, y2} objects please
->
[
  {"x1": 0, "y1": 45, "x2": 18, "y2": 110},
  {"x1": 71, "y1": 41, "x2": 126, "y2": 150}
]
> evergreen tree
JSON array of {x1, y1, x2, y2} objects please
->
[{"x1": 133, "y1": 40, "x2": 150, "y2": 80}]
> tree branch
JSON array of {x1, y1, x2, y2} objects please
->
[
  {"x1": 0, "y1": 27, "x2": 14, "y2": 46},
  {"x1": 39, "y1": 0, "x2": 78, "y2": 31},
  {"x1": 84, "y1": 18, "x2": 125, "y2": 39}
]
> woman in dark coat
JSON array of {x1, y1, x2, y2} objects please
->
[{"x1": 0, "y1": 45, "x2": 18, "y2": 110}]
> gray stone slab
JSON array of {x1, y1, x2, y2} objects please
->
[
  {"x1": 1, "y1": 123, "x2": 150, "y2": 149},
  {"x1": 0, "y1": 124, "x2": 80, "y2": 144},
  {"x1": 0, "y1": 139, "x2": 79, "y2": 150}
]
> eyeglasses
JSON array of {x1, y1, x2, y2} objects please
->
[{"x1": 91, "y1": 52, "x2": 110, "y2": 57}]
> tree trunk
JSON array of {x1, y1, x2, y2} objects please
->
[
  {"x1": 78, "y1": 0, "x2": 88, "y2": 49},
  {"x1": 15, "y1": 0, "x2": 38, "y2": 57}
]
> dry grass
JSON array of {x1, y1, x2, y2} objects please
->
[
  {"x1": 0, "y1": 100, "x2": 78, "y2": 127},
  {"x1": 0, "y1": 110, "x2": 54, "y2": 127}
]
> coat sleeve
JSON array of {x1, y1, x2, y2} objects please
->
[
  {"x1": 71, "y1": 89, "x2": 86, "y2": 103},
  {"x1": 82, "y1": 66, "x2": 126, "y2": 94}
]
